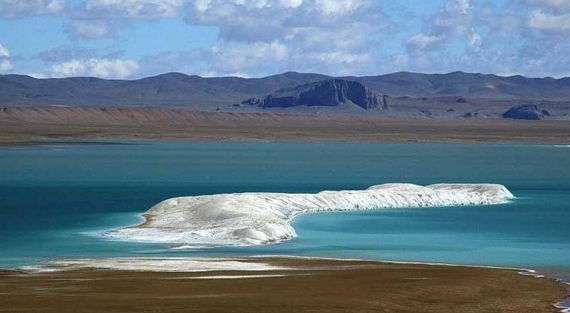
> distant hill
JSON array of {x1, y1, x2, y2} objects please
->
[
  {"x1": 1, "y1": 71, "x2": 569, "y2": 119},
  {"x1": 0, "y1": 71, "x2": 329, "y2": 108},
  {"x1": 349, "y1": 71, "x2": 570, "y2": 100}
]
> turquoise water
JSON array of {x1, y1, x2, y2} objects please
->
[{"x1": 0, "y1": 141, "x2": 569, "y2": 279}]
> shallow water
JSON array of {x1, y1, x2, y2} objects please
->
[{"x1": 0, "y1": 141, "x2": 568, "y2": 278}]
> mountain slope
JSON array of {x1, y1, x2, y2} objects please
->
[
  {"x1": 1, "y1": 71, "x2": 569, "y2": 119},
  {"x1": 0, "y1": 71, "x2": 330, "y2": 108},
  {"x1": 350, "y1": 71, "x2": 570, "y2": 100}
]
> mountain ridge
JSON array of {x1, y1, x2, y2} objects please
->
[{"x1": 1, "y1": 71, "x2": 569, "y2": 119}]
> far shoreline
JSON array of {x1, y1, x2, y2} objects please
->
[
  {"x1": 2, "y1": 137, "x2": 570, "y2": 147},
  {"x1": 1, "y1": 106, "x2": 570, "y2": 145}
]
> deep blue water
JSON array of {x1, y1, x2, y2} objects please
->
[{"x1": 0, "y1": 141, "x2": 569, "y2": 279}]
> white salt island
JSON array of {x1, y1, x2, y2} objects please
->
[{"x1": 104, "y1": 183, "x2": 514, "y2": 247}]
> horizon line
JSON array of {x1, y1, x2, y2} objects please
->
[{"x1": 1, "y1": 70, "x2": 568, "y2": 81}]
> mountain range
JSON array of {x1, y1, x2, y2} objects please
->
[{"x1": 1, "y1": 71, "x2": 569, "y2": 119}]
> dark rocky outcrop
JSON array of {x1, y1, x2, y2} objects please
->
[
  {"x1": 502, "y1": 104, "x2": 547, "y2": 120},
  {"x1": 241, "y1": 79, "x2": 387, "y2": 110}
]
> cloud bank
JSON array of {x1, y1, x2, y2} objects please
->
[
  {"x1": 2, "y1": 0, "x2": 570, "y2": 79},
  {"x1": 0, "y1": 0, "x2": 64, "y2": 18},
  {"x1": 48, "y1": 58, "x2": 139, "y2": 78}
]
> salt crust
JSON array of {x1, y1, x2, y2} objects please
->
[{"x1": 104, "y1": 183, "x2": 515, "y2": 246}]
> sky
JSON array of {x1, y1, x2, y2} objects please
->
[{"x1": 0, "y1": 0, "x2": 569, "y2": 79}]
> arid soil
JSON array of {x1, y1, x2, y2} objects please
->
[
  {"x1": 0, "y1": 258, "x2": 568, "y2": 313},
  {"x1": 1, "y1": 105, "x2": 569, "y2": 144}
]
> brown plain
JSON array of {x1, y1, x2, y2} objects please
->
[
  {"x1": 1, "y1": 106, "x2": 569, "y2": 144},
  {"x1": 1, "y1": 258, "x2": 568, "y2": 313}
]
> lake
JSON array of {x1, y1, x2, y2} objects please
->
[{"x1": 0, "y1": 141, "x2": 568, "y2": 281}]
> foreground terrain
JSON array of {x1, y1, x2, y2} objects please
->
[
  {"x1": 1, "y1": 258, "x2": 568, "y2": 313},
  {"x1": 1, "y1": 106, "x2": 569, "y2": 144}
]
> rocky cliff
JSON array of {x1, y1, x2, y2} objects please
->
[
  {"x1": 502, "y1": 104, "x2": 550, "y2": 120},
  {"x1": 241, "y1": 79, "x2": 388, "y2": 110}
]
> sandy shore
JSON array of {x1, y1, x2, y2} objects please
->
[
  {"x1": 1, "y1": 257, "x2": 568, "y2": 313},
  {"x1": 1, "y1": 106, "x2": 570, "y2": 144}
]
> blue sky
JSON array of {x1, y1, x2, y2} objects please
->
[{"x1": 0, "y1": 0, "x2": 569, "y2": 79}]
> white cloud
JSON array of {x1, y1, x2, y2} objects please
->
[
  {"x1": 445, "y1": 0, "x2": 473, "y2": 14},
  {"x1": 405, "y1": 0, "x2": 476, "y2": 53},
  {"x1": 5, "y1": 0, "x2": 570, "y2": 79},
  {"x1": 134, "y1": 0, "x2": 570, "y2": 78},
  {"x1": 433, "y1": 0, "x2": 475, "y2": 31},
  {"x1": 524, "y1": 0, "x2": 570, "y2": 12},
  {"x1": 50, "y1": 59, "x2": 87, "y2": 77},
  {"x1": 179, "y1": 0, "x2": 388, "y2": 76},
  {"x1": 139, "y1": 37, "x2": 374, "y2": 78},
  {"x1": 66, "y1": 0, "x2": 184, "y2": 39},
  {"x1": 0, "y1": 43, "x2": 10, "y2": 57},
  {"x1": 397, "y1": 0, "x2": 570, "y2": 79},
  {"x1": 89, "y1": 58, "x2": 139, "y2": 78},
  {"x1": 49, "y1": 58, "x2": 139, "y2": 78},
  {"x1": 0, "y1": 43, "x2": 12, "y2": 73},
  {"x1": 78, "y1": 0, "x2": 184, "y2": 19},
  {"x1": 0, "y1": 60, "x2": 13, "y2": 73},
  {"x1": 281, "y1": 0, "x2": 303, "y2": 9},
  {"x1": 406, "y1": 34, "x2": 445, "y2": 51},
  {"x1": 67, "y1": 20, "x2": 113, "y2": 39},
  {"x1": 313, "y1": 0, "x2": 364, "y2": 15},
  {"x1": 467, "y1": 29, "x2": 482, "y2": 49},
  {"x1": 207, "y1": 42, "x2": 289, "y2": 76},
  {"x1": 185, "y1": 0, "x2": 386, "y2": 44},
  {"x1": 528, "y1": 9, "x2": 570, "y2": 31},
  {"x1": 36, "y1": 46, "x2": 98, "y2": 62},
  {"x1": 0, "y1": 0, "x2": 64, "y2": 18}
]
